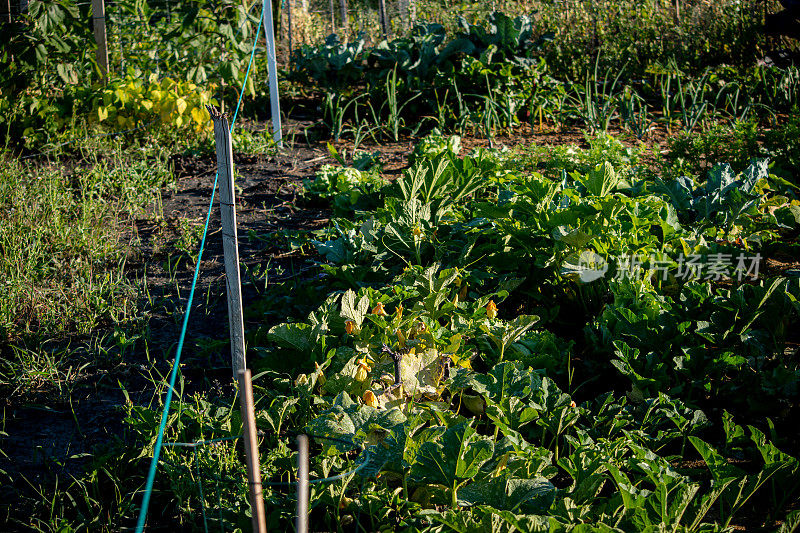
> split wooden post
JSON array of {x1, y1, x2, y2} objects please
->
[
  {"x1": 91, "y1": 0, "x2": 109, "y2": 83},
  {"x1": 238, "y1": 369, "x2": 267, "y2": 533},
  {"x1": 329, "y1": 0, "x2": 336, "y2": 34},
  {"x1": 296, "y1": 435, "x2": 309, "y2": 533},
  {"x1": 3, "y1": 0, "x2": 11, "y2": 24},
  {"x1": 378, "y1": 0, "x2": 388, "y2": 38},
  {"x1": 208, "y1": 106, "x2": 247, "y2": 377},
  {"x1": 262, "y1": 0, "x2": 283, "y2": 146}
]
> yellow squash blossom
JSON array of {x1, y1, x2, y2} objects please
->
[
  {"x1": 486, "y1": 300, "x2": 498, "y2": 319},
  {"x1": 345, "y1": 320, "x2": 356, "y2": 335},
  {"x1": 355, "y1": 357, "x2": 371, "y2": 382},
  {"x1": 372, "y1": 302, "x2": 387, "y2": 316},
  {"x1": 397, "y1": 329, "x2": 407, "y2": 348},
  {"x1": 363, "y1": 390, "x2": 378, "y2": 408},
  {"x1": 315, "y1": 362, "x2": 326, "y2": 388}
]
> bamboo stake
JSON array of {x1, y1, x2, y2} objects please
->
[
  {"x1": 4, "y1": 0, "x2": 11, "y2": 24},
  {"x1": 238, "y1": 369, "x2": 267, "y2": 533},
  {"x1": 296, "y1": 435, "x2": 309, "y2": 533},
  {"x1": 208, "y1": 106, "x2": 247, "y2": 377},
  {"x1": 91, "y1": 0, "x2": 109, "y2": 83},
  {"x1": 329, "y1": 0, "x2": 335, "y2": 34}
]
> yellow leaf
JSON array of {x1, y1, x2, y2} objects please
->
[
  {"x1": 140, "y1": 100, "x2": 153, "y2": 111},
  {"x1": 190, "y1": 106, "x2": 206, "y2": 125},
  {"x1": 175, "y1": 98, "x2": 187, "y2": 116},
  {"x1": 97, "y1": 106, "x2": 108, "y2": 122},
  {"x1": 175, "y1": 115, "x2": 184, "y2": 128}
]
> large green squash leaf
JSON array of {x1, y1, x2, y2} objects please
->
[
  {"x1": 458, "y1": 476, "x2": 556, "y2": 513},
  {"x1": 410, "y1": 421, "x2": 494, "y2": 487},
  {"x1": 306, "y1": 393, "x2": 406, "y2": 455}
]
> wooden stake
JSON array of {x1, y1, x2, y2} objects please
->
[
  {"x1": 91, "y1": 0, "x2": 109, "y2": 83},
  {"x1": 208, "y1": 107, "x2": 247, "y2": 377},
  {"x1": 329, "y1": 0, "x2": 335, "y2": 35},
  {"x1": 238, "y1": 369, "x2": 267, "y2": 533},
  {"x1": 378, "y1": 0, "x2": 388, "y2": 38},
  {"x1": 286, "y1": 0, "x2": 293, "y2": 56},
  {"x1": 339, "y1": 0, "x2": 348, "y2": 34},
  {"x1": 4, "y1": 0, "x2": 11, "y2": 24},
  {"x1": 296, "y1": 435, "x2": 309, "y2": 533}
]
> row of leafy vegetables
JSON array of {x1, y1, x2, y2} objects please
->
[
  {"x1": 123, "y1": 134, "x2": 800, "y2": 529},
  {"x1": 289, "y1": 13, "x2": 800, "y2": 141},
  {"x1": 203, "y1": 135, "x2": 797, "y2": 530}
]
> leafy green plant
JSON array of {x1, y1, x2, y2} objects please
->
[
  {"x1": 677, "y1": 71, "x2": 710, "y2": 134},
  {"x1": 93, "y1": 75, "x2": 216, "y2": 133}
]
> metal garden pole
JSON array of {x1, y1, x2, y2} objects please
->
[{"x1": 263, "y1": 0, "x2": 283, "y2": 146}]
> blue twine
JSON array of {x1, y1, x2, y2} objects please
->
[
  {"x1": 133, "y1": 2, "x2": 264, "y2": 530},
  {"x1": 232, "y1": 4, "x2": 264, "y2": 126}
]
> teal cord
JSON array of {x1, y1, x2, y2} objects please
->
[
  {"x1": 134, "y1": 2, "x2": 265, "y2": 529},
  {"x1": 134, "y1": 171, "x2": 218, "y2": 533},
  {"x1": 232, "y1": 4, "x2": 263, "y2": 127}
]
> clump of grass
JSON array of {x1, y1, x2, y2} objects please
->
[{"x1": 0, "y1": 141, "x2": 173, "y2": 342}]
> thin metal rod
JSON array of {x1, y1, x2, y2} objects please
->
[
  {"x1": 263, "y1": 0, "x2": 283, "y2": 146},
  {"x1": 296, "y1": 435, "x2": 309, "y2": 533}
]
